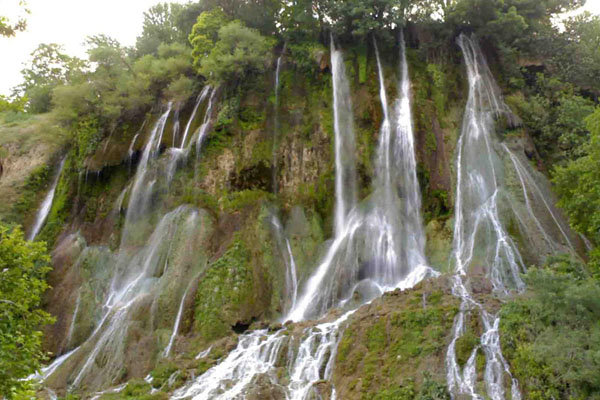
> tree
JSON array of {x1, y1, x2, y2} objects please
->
[
  {"x1": 553, "y1": 107, "x2": 600, "y2": 246},
  {"x1": 189, "y1": 8, "x2": 230, "y2": 70},
  {"x1": 17, "y1": 43, "x2": 86, "y2": 113},
  {"x1": 0, "y1": 0, "x2": 29, "y2": 37},
  {"x1": 136, "y1": 2, "x2": 200, "y2": 56},
  {"x1": 0, "y1": 224, "x2": 54, "y2": 399},
  {"x1": 198, "y1": 21, "x2": 273, "y2": 85}
]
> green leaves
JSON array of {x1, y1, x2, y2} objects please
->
[
  {"x1": 0, "y1": 224, "x2": 54, "y2": 399},
  {"x1": 500, "y1": 264, "x2": 600, "y2": 399},
  {"x1": 553, "y1": 107, "x2": 600, "y2": 247},
  {"x1": 191, "y1": 19, "x2": 274, "y2": 86}
]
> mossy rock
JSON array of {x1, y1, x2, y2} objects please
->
[{"x1": 333, "y1": 277, "x2": 458, "y2": 400}]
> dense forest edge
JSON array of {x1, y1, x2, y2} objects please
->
[{"x1": 1, "y1": 0, "x2": 600, "y2": 399}]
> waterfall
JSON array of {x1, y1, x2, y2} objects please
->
[
  {"x1": 163, "y1": 278, "x2": 195, "y2": 358},
  {"x1": 287, "y1": 35, "x2": 433, "y2": 323},
  {"x1": 271, "y1": 45, "x2": 285, "y2": 194},
  {"x1": 65, "y1": 292, "x2": 81, "y2": 350},
  {"x1": 173, "y1": 34, "x2": 434, "y2": 400},
  {"x1": 39, "y1": 97, "x2": 216, "y2": 392},
  {"x1": 446, "y1": 33, "x2": 577, "y2": 400},
  {"x1": 446, "y1": 33, "x2": 524, "y2": 400},
  {"x1": 27, "y1": 156, "x2": 66, "y2": 241},
  {"x1": 270, "y1": 214, "x2": 299, "y2": 315},
  {"x1": 331, "y1": 37, "x2": 358, "y2": 238},
  {"x1": 172, "y1": 108, "x2": 181, "y2": 148},
  {"x1": 180, "y1": 86, "x2": 211, "y2": 149}
]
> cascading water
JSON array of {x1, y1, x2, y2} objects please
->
[
  {"x1": 446, "y1": 34, "x2": 578, "y2": 400},
  {"x1": 39, "y1": 96, "x2": 218, "y2": 393},
  {"x1": 27, "y1": 156, "x2": 66, "y2": 241},
  {"x1": 330, "y1": 37, "x2": 358, "y2": 238},
  {"x1": 287, "y1": 36, "x2": 433, "y2": 323},
  {"x1": 173, "y1": 34, "x2": 434, "y2": 400},
  {"x1": 180, "y1": 86, "x2": 211, "y2": 149},
  {"x1": 270, "y1": 214, "x2": 299, "y2": 315},
  {"x1": 163, "y1": 277, "x2": 196, "y2": 358}
]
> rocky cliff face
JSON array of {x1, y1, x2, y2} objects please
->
[{"x1": 2, "y1": 28, "x2": 581, "y2": 400}]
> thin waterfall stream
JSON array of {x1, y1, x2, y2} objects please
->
[{"x1": 27, "y1": 156, "x2": 66, "y2": 241}]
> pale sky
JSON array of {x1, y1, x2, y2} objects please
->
[
  {"x1": 0, "y1": 0, "x2": 599, "y2": 96},
  {"x1": 0, "y1": 0, "x2": 189, "y2": 95}
]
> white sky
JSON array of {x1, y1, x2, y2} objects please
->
[
  {"x1": 0, "y1": 0, "x2": 599, "y2": 96},
  {"x1": 0, "y1": 0, "x2": 189, "y2": 95}
]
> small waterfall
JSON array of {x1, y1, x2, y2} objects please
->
[
  {"x1": 172, "y1": 310, "x2": 355, "y2": 400},
  {"x1": 163, "y1": 278, "x2": 195, "y2": 358},
  {"x1": 123, "y1": 103, "x2": 173, "y2": 235},
  {"x1": 331, "y1": 37, "x2": 358, "y2": 237},
  {"x1": 446, "y1": 34, "x2": 578, "y2": 400},
  {"x1": 271, "y1": 45, "x2": 285, "y2": 194},
  {"x1": 270, "y1": 214, "x2": 299, "y2": 315},
  {"x1": 172, "y1": 108, "x2": 181, "y2": 148},
  {"x1": 65, "y1": 292, "x2": 81, "y2": 350},
  {"x1": 195, "y1": 89, "x2": 218, "y2": 155},
  {"x1": 503, "y1": 144, "x2": 575, "y2": 252},
  {"x1": 27, "y1": 156, "x2": 66, "y2": 241},
  {"x1": 180, "y1": 87, "x2": 211, "y2": 149}
]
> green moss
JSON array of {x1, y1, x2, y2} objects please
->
[
  {"x1": 12, "y1": 164, "x2": 50, "y2": 222},
  {"x1": 193, "y1": 237, "x2": 254, "y2": 342},
  {"x1": 335, "y1": 283, "x2": 458, "y2": 399},
  {"x1": 97, "y1": 379, "x2": 167, "y2": 399},
  {"x1": 220, "y1": 189, "x2": 274, "y2": 212},
  {"x1": 455, "y1": 331, "x2": 479, "y2": 367}
]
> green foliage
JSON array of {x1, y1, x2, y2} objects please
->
[
  {"x1": 336, "y1": 284, "x2": 457, "y2": 399},
  {"x1": 136, "y1": 2, "x2": 201, "y2": 56},
  {"x1": 97, "y1": 379, "x2": 167, "y2": 399},
  {"x1": 0, "y1": 1, "x2": 28, "y2": 37},
  {"x1": 17, "y1": 43, "x2": 86, "y2": 113},
  {"x1": 13, "y1": 164, "x2": 50, "y2": 218},
  {"x1": 0, "y1": 95, "x2": 27, "y2": 113},
  {"x1": 500, "y1": 259, "x2": 600, "y2": 400},
  {"x1": 194, "y1": 237, "x2": 254, "y2": 342},
  {"x1": 508, "y1": 76, "x2": 595, "y2": 165},
  {"x1": 454, "y1": 331, "x2": 479, "y2": 367},
  {"x1": 197, "y1": 21, "x2": 274, "y2": 85},
  {"x1": 189, "y1": 8, "x2": 229, "y2": 70},
  {"x1": 553, "y1": 107, "x2": 600, "y2": 246},
  {"x1": 0, "y1": 224, "x2": 54, "y2": 399}
]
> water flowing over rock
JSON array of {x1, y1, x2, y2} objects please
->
[
  {"x1": 172, "y1": 34, "x2": 434, "y2": 400},
  {"x1": 445, "y1": 34, "x2": 579, "y2": 400},
  {"x1": 287, "y1": 36, "x2": 434, "y2": 323},
  {"x1": 27, "y1": 156, "x2": 66, "y2": 241},
  {"x1": 330, "y1": 37, "x2": 358, "y2": 238},
  {"x1": 39, "y1": 100, "x2": 216, "y2": 393}
]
